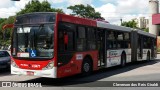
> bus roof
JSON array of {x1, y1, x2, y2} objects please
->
[
  {"x1": 15, "y1": 12, "x2": 157, "y2": 38},
  {"x1": 97, "y1": 21, "x2": 132, "y2": 32},
  {"x1": 97, "y1": 21, "x2": 156, "y2": 38},
  {"x1": 137, "y1": 29, "x2": 157, "y2": 38}
]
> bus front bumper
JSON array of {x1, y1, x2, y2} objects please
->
[{"x1": 11, "y1": 65, "x2": 57, "y2": 78}]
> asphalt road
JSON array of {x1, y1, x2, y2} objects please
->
[{"x1": 1, "y1": 55, "x2": 160, "y2": 90}]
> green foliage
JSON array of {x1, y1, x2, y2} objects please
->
[
  {"x1": 121, "y1": 20, "x2": 138, "y2": 28},
  {"x1": 17, "y1": 0, "x2": 64, "y2": 15},
  {"x1": 143, "y1": 28, "x2": 149, "y2": 32},
  {"x1": 0, "y1": 18, "x2": 11, "y2": 46},
  {"x1": 0, "y1": 0, "x2": 64, "y2": 46},
  {"x1": 0, "y1": 18, "x2": 7, "y2": 30},
  {"x1": 0, "y1": 21, "x2": 5, "y2": 40},
  {"x1": 6, "y1": 16, "x2": 15, "y2": 24},
  {"x1": 0, "y1": 18, "x2": 6, "y2": 24},
  {"x1": 0, "y1": 39, "x2": 11, "y2": 46},
  {"x1": 121, "y1": 20, "x2": 149, "y2": 32},
  {"x1": 67, "y1": 4, "x2": 104, "y2": 20},
  {"x1": 0, "y1": 16, "x2": 15, "y2": 43},
  {"x1": 157, "y1": 48, "x2": 160, "y2": 52}
]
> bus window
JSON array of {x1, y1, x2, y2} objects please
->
[
  {"x1": 58, "y1": 22, "x2": 75, "y2": 52},
  {"x1": 107, "y1": 31, "x2": 117, "y2": 49},
  {"x1": 124, "y1": 33, "x2": 129, "y2": 40},
  {"x1": 66, "y1": 31, "x2": 74, "y2": 51},
  {"x1": 77, "y1": 26, "x2": 86, "y2": 51},
  {"x1": 87, "y1": 28, "x2": 96, "y2": 50},
  {"x1": 58, "y1": 31, "x2": 65, "y2": 52},
  {"x1": 143, "y1": 36, "x2": 148, "y2": 49},
  {"x1": 108, "y1": 31, "x2": 116, "y2": 40},
  {"x1": 117, "y1": 32, "x2": 124, "y2": 40},
  {"x1": 117, "y1": 41, "x2": 122, "y2": 48},
  {"x1": 78, "y1": 27, "x2": 86, "y2": 38},
  {"x1": 113, "y1": 41, "x2": 117, "y2": 48}
]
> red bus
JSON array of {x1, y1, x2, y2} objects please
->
[{"x1": 10, "y1": 12, "x2": 157, "y2": 78}]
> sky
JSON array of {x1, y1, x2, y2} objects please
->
[{"x1": 0, "y1": 0, "x2": 154, "y2": 25}]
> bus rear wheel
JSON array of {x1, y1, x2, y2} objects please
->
[
  {"x1": 147, "y1": 52, "x2": 150, "y2": 61},
  {"x1": 81, "y1": 58, "x2": 92, "y2": 76},
  {"x1": 121, "y1": 54, "x2": 126, "y2": 67}
]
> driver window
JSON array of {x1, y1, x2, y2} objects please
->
[{"x1": 58, "y1": 22, "x2": 75, "y2": 52}]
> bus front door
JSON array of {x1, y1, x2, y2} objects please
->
[{"x1": 97, "y1": 30, "x2": 105, "y2": 67}]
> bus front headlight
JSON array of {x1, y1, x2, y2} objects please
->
[
  {"x1": 42, "y1": 61, "x2": 54, "y2": 70},
  {"x1": 11, "y1": 60, "x2": 19, "y2": 68}
]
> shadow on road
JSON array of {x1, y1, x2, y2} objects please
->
[
  {"x1": 0, "y1": 67, "x2": 11, "y2": 76},
  {"x1": 20, "y1": 60, "x2": 160, "y2": 86}
]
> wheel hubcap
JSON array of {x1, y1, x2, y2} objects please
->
[
  {"x1": 122, "y1": 56, "x2": 125, "y2": 66},
  {"x1": 84, "y1": 63, "x2": 90, "y2": 72}
]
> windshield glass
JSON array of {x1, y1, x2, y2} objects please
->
[
  {"x1": 0, "y1": 51, "x2": 10, "y2": 57},
  {"x1": 12, "y1": 24, "x2": 54, "y2": 58}
]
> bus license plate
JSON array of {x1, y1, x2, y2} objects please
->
[{"x1": 27, "y1": 71, "x2": 34, "y2": 75}]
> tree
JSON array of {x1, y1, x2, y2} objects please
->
[
  {"x1": 0, "y1": 18, "x2": 7, "y2": 30},
  {"x1": 0, "y1": 17, "x2": 14, "y2": 46},
  {"x1": 143, "y1": 28, "x2": 149, "y2": 32},
  {"x1": 0, "y1": 0, "x2": 64, "y2": 46},
  {"x1": 121, "y1": 20, "x2": 138, "y2": 28},
  {"x1": 0, "y1": 18, "x2": 6, "y2": 24},
  {"x1": 67, "y1": 4, "x2": 104, "y2": 20},
  {"x1": 0, "y1": 16, "x2": 15, "y2": 40},
  {"x1": 5, "y1": 16, "x2": 15, "y2": 39},
  {"x1": 121, "y1": 20, "x2": 149, "y2": 32},
  {"x1": 0, "y1": 18, "x2": 7, "y2": 40},
  {"x1": 17, "y1": 0, "x2": 64, "y2": 15}
]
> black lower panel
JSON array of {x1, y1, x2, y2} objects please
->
[{"x1": 58, "y1": 52, "x2": 74, "y2": 67}]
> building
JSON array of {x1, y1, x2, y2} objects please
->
[
  {"x1": 152, "y1": 14, "x2": 160, "y2": 48},
  {"x1": 149, "y1": 0, "x2": 159, "y2": 35},
  {"x1": 133, "y1": 17, "x2": 149, "y2": 29}
]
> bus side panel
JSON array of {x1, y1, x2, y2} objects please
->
[
  {"x1": 57, "y1": 51, "x2": 98, "y2": 78},
  {"x1": 137, "y1": 49, "x2": 151, "y2": 61},
  {"x1": 106, "y1": 49, "x2": 131, "y2": 67}
]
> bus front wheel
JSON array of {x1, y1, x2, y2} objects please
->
[{"x1": 81, "y1": 58, "x2": 92, "y2": 76}]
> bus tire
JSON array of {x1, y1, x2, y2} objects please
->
[
  {"x1": 147, "y1": 51, "x2": 150, "y2": 61},
  {"x1": 121, "y1": 53, "x2": 126, "y2": 67},
  {"x1": 81, "y1": 58, "x2": 92, "y2": 76}
]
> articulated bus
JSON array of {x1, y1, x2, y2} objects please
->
[{"x1": 10, "y1": 12, "x2": 157, "y2": 78}]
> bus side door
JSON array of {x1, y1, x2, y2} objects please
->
[
  {"x1": 138, "y1": 35, "x2": 143, "y2": 59},
  {"x1": 96, "y1": 29, "x2": 105, "y2": 67}
]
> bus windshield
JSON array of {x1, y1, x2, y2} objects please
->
[{"x1": 12, "y1": 24, "x2": 54, "y2": 58}]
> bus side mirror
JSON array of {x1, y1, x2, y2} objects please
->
[{"x1": 2, "y1": 24, "x2": 14, "y2": 40}]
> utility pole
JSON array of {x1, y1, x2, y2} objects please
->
[
  {"x1": 149, "y1": 0, "x2": 159, "y2": 35},
  {"x1": 120, "y1": 18, "x2": 123, "y2": 26}
]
